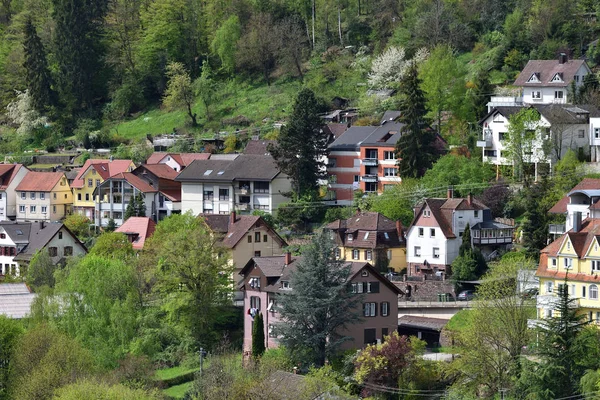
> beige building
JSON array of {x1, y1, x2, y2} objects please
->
[{"x1": 15, "y1": 172, "x2": 73, "y2": 222}]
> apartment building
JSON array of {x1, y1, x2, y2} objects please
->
[
  {"x1": 15, "y1": 172, "x2": 72, "y2": 222},
  {"x1": 132, "y1": 164, "x2": 182, "y2": 220}
]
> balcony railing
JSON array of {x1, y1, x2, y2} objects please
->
[
  {"x1": 237, "y1": 203, "x2": 249, "y2": 210},
  {"x1": 253, "y1": 204, "x2": 269, "y2": 210},
  {"x1": 473, "y1": 236, "x2": 513, "y2": 245},
  {"x1": 362, "y1": 174, "x2": 378, "y2": 182},
  {"x1": 362, "y1": 158, "x2": 378, "y2": 166},
  {"x1": 235, "y1": 187, "x2": 251, "y2": 195},
  {"x1": 477, "y1": 136, "x2": 492, "y2": 148},
  {"x1": 549, "y1": 224, "x2": 566, "y2": 235}
]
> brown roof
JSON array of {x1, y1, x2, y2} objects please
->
[
  {"x1": 110, "y1": 172, "x2": 157, "y2": 193},
  {"x1": 549, "y1": 178, "x2": 600, "y2": 214},
  {"x1": 146, "y1": 152, "x2": 210, "y2": 166},
  {"x1": 16, "y1": 171, "x2": 65, "y2": 192},
  {"x1": 200, "y1": 213, "x2": 287, "y2": 249},
  {"x1": 243, "y1": 140, "x2": 276, "y2": 155},
  {"x1": 326, "y1": 211, "x2": 398, "y2": 231},
  {"x1": 160, "y1": 189, "x2": 181, "y2": 202},
  {"x1": 138, "y1": 164, "x2": 179, "y2": 180},
  {"x1": 514, "y1": 59, "x2": 588, "y2": 87},
  {"x1": 326, "y1": 211, "x2": 403, "y2": 248},
  {"x1": 116, "y1": 217, "x2": 157, "y2": 250},
  {"x1": 323, "y1": 123, "x2": 349, "y2": 139},
  {"x1": 0, "y1": 164, "x2": 25, "y2": 190},
  {"x1": 540, "y1": 219, "x2": 600, "y2": 259},
  {"x1": 71, "y1": 159, "x2": 133, "y2": 188}
]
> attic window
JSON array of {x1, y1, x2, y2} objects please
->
[
  {"x1": 527, "y1": 73, "x2": 540, "y2": 83},
  {"x1": 364, "y1": 232, "x2": 369, "y2": 240},
  {"x1": 361, "y1": 270, "x2": 369, "y2": 277},
  {"x1": 551, "y1": 73, "x2": 563, "y2": 82},
  {"x1": 281, "y1": 281, "x2": 290, "y2": 289},
  {"x1": 204, "y1": 170, "x2": 213, "y2": 176},
  {"x1": 423, "y1": 210, "x2": 431, "y2": 217},
  {"x1": 101, "y1": 166, "x2": 106, "y2": 171},
  {"x1": 15, "y1": 230, "x2": 22, "y2": 235},
  {"x1": 227, "y1": 233, "x2": 234, "y2": 238},
  {"x1": 217, "y1": 171, "x2": 225, "y2": 175},
  {"x1": 384, "y1": 232, "x2": 390, "y2": 240}
]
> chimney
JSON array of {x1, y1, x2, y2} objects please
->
[
  {"x1": 573, "y1": 211, "x2": 582, "y2": 233},
  {"x1": 559, "y1": 53, "x2": 567, "y2": 64},
  {"x1": 396, "y1": 220, "x2": 403, "y2": 238},
  {"x1": 467, "y1": 193, "x2": 473, "y2": 206},
  {"x1": 284, "y1": 252, "x2": 292, "y2": 266},
  {"x1": 230, "y1": 211, "x2": 236, "y2": 225},
  {"x1": 447, "y1": 186, "x2": 454, "y2": 199},
  {"x1": 39, "y1": 221, "x2": 44, "y2": 229}
]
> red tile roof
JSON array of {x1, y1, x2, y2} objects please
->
[
  {"x1": 549, "y1": 178, "x2": 600, "y2": 214},
  {"x1": 0, "y1": 164, "x2": 25, "y2": 190},
  {"x1": 16, "y1": 171, "x2": 65, "y2": 192},
  {"x1": 71, "y1": 159, "x2": 133, "y2": 189},
  {"x1": 116, "y1": 217, "x2": 157, "y2": 250},
  {"x1": 114, "y1": 172, "x2": 157, "y2": 193},
  {"x1": 139, "y1": 164, "x2": 179, "y2": 180},
  {"x1": 200, "y1": 213, "x2": 287, "y2": 249}
]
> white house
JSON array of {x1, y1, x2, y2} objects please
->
[
  {"x1": 146, "y1": 152, "x2": 210, "y2": 172},
  {"x1": 175, "y1": 154, "x2": 291, "y2": 215},
  {"x1": 405, "y1": 190, "x2": 514, "y2": 276},
  {"x1": 549, "y1": 178, "x2": 600, "y2": 236},
  {"x1": 0, "y1": 164, "x2": 28, "y2": 221}
]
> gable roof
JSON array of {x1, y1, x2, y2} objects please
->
[
  {"x1": 15, "y1": 171, "x2": 65, "y2": 192},
  {"x1": 146, "y1": 152, "x2": 210, "y2": 166},
  {"x1": 380, "y1": 110, "x2": 402, "y2": 124},
  {"x1": 0, "y1": 283, "x2": 35, "y2": 319},
  {"x1": 322, "y1": 123, "x2": 349, "y2": 140},
  {"x1": 243, "y1": 139, "x2": 276, "y2": 155},
  {"x1": 514, "y1": 59, "x2": 589, "y2": 87},
  {"x1": 116, "y1": 217, "x2": 157, "y2": 250},
  {"x1": 535, "y1": 104, "x2": 595, "y2": 125},
  {"x1": 108, "y1": 172, "x2": 157, "y2": 193},
  {"x1": 549, "y1": 178, "x2": 600, "y2": 214},
  {"x1": 11, "y1": 222, "x2": 86, "y2": 262},
  {"x1": 71, "y1": 159, "x2": 134, "y2": 189},
  {"x1": 200, "y1": 213, "x2": 287, "y2": 249},
  {"x1": 136, "y1": 164, "x2": 179, "y2": 180},
  {"x1": 176, "y1": 154, "x2": 282, "y2": 182},
  {"x1": 479, "y1": 106, "x2": 525, "y2": 125},
  {"x1": 0, "y1": 164, "x2": 25, "y2": 190},
  {"x1": 326, "y1": 211, "x2": 398, "y2": 231},
  {"x1": 361, "y1": 122, "x2": 405, "y2": 147},
  {"x1": 328, "y1": 126, "x2": 378, "y2": 151}
]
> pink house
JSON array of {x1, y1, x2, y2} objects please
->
[{"x1": 239, "y1": 253, "x2": 401, "y2": 355}]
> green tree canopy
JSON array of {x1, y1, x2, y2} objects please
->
[
  {"x1": 26, "y1": 249, "x2": 56, "y2": 290},
  {"x1": 211, "y1": 16, "x2": 241, "y2": 76},
  {"x1": 420, "y1": 154, "x2": 495, "y2": 197}
]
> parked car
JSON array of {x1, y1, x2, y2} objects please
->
[
  {"x1": 521, "y1": 287, "x2": 539, "y2": 299},
  {"x1": 457, "y1": 290, "x2": 475, "y2": 301}
]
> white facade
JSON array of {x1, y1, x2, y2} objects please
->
[
  {"x1": 0, "y1": 228, "x2": 19, "y2": 275},
  {"x1": 521, "y1": 64, "x2": 589, "y2": 105},
  {"x1": 0, "y1": 166, "x2": 28, "y2": 221},
  {"x1": 94, "y1": 181, "x2": 155, "y2": 227}
]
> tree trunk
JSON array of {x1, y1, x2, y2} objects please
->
[
  {"x1": 312, "y1": 0, "x2": 316, "y2": 48},
  {"x1": 187, "y1": 103, "x2": 198, "y2": 126},
  {"x1": 338, "y1": 4, "x2": 343, "y2": 46}
]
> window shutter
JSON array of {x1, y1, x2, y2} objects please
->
[
  {"x1": 363, "y1": 282, "x2": 368, "y2": 293},
  {"x1": 370, "y1": 282, "x2": 380, "y2": 293},
  {"x1": 373, "y1": 303, "x2": 377, "y2": 317}
]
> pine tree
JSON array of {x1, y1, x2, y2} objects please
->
[
  {"x1": 395, "y1": 63, "x2": 438, "y2": 178},
  {"x1": 459, "y1": 223, "x2": 471, "y2": 257},
  {"x1": 134, "y1": 193, "x2": 146, "y2": 217},
  {"x1": 251, "y1": 312, "x2": 265, "y2": 359},
  {"x1": 269, "y1": 88, "x2": 327, "y2": 198},
  {"x1": 23, "y1": 18, "x2": 55, "y2": 114},
  {"x1": 124, "y1": 196, "x2": 136, "y2": 220},
  {"x1": 278, "y1": 230, "x2": 362, "y2": 366}
]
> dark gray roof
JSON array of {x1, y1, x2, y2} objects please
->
[
  {"x1": 380, "y1": 110, "x2": 401, "y2": 124},
  {"x1": 535, "y1": 104, "x2": 590, "y2": 125},
  {"x1": 362, "y1": 122, "x2": 405, "y2": 146},
  {"x1": 176, "y1": 154, "x2": 282, "y2": 182},
  {"x1": 471, "y1": 221, "x2": 514, "y2": 230},
  {"x1": 328, "y1": 126, "x2": 377, "y2": 151},
  {"x1": 479, "y1": 106, "x2": 525, "y2": 125},
  {"x1": 0, "y1": 284, "x2": 35, "y2": 319},
  {"x1": 13, "y1": 223, "x2": 64, "y2": 262},
  {"x1": 398, "y1": 315, "x2": 448, "y2": 331},
  {"x1": 0, "y1": 222, "x2": 31, "y2": 244}
]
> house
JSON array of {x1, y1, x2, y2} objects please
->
[
  {"x1": 71, "y1": 159, "x2": 135, "y2": 220},
  {"x1": 146, "y1": 152, "x2": 210, "y2": 172},
  {"x1": 514, "y1": 54, "x2": 590, "y2": 105},
  {"x1": 15, "y1": 172, "x2": 73, "y2": 222},
  {"x1": 536, "y1": 215, "x2": 600, "y2": 323},
  {"x1": 175, "y1": 154, "x2": 291, "y2": 215},
  {"x1": 0, "y1": 283, "x2": 36, "y2": 319},
  {"x1": 406, "y1": 190, "x2": 514, "y2": 276},
  {"x1": 132, "y1": 164, "x2": 182, "y2": 220},
  {"x1": 477, "y1": 104, "x2": 600, "y2": 173},
  {"x1": 243, "y1": 139, "x2": 276, "y2": 155},
  {"x1": 0, "y1": 164, "x2": 28, "y2": 221},
  {"x1": 199, "y1": 211, "x2": 287, "y2": 273},
  {"x1": 549, "y1": 178, "x2": 600, "y2": 236},
  {"x1": 93, "y1": 172, "x2": 161, "y2": 227},
  {"x1": 115, "y1": 217, "x2": 157, "y2": 250},
  {"x1": 0, "y1": 221, "x2": 87, "y2": 275},
  {"x1": 325, "y1": 211, "x2": 406, "y2": 272},
  {"x1": 239, "y1": 253, "x2": 401, "y2": 353}
]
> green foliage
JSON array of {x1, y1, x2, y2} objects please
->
[
  {"x1": 23, "y1": 17, "x2": 55, "y2": 114},
  {"x1": 105, "y1": 218, "x2": 117, "y2": 232},
  {"x1": 421, "y1": 154, "x2": 495, "y2": 197},
  {"x1": 368, "y1": 179, "x2": 427, "y2": 227},
  {"x1": 53, "y1": 379, "x2": 161, "y2": 400},
  {"x1": 26, "y1": 249, "x2": 56, "y2": 290},
  {"x1": 163, "y1": 62, "x2": 198, "y2": 126},
  {"x1": 323, "y1": 207, "x2": 354, "y2": 224},
  {"x1": 124, "y1": 193, "x2": 146, "y2": 220},
  {"x1": 90, "y1": 232, "x2": 135, "y2": 260},
  {"x1": 195, "y1": 60, "x2": 218, "y2": 121},
  {"x1": 211, "y1": 16, "x2": 241, "y2": 76},
  {"x1": 505, "y1": 108, "x2": 543, "y2": 182},
  {"x1": 223, "y1": 134, "x2": 238, "y2": 153},
  {"x1": 63, "y1": 214, "x2": 92, "y2": 242},
  {"x1": 521, "y1": 180, "x2": 550, "y2": 261},
  {"x1": 276, "y1": 199, "x2": 327, "y2": 230},
  {"x1": 278, "y1": 231, "x2": 361, "y2": 367},
  {"x1": 251, "y1": 312, "x2": 266, "y2": 358},
  {"x1": 0, "y1": 317, "x2": 24, "y2": 400}
]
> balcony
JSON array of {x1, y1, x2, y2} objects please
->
[
  {"x1": 472, "y1": 236, "x2": 513, "y2": 245},
  {"x1": 549, "y1": 224, "x2": 566, "y2": 235},
  {"x1": 237, "y1": 203, "x2": 249, "y2": 211},
  {"x1": 477, "y1": 129, "x2": 493, "y2": 148},
  {"x1": 362, "y1": 174, "x2": 378, "y2": 183},
  {"x1": 362, "y1": 158, "x2": 378, "y2": 166},
  {"x1": 235, "y1": 187, "x2": 251, "y2": 195},
  {"x1": 253, "y1": 204, "x2": 269, "y2": 210}
]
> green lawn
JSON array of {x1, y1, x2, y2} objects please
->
[
  {"x1": 163, "y1": 381, "x2": 194, "y2": 399},
  {"x1": 154, "y1": 365, "x2": 199, "y2": 381}
]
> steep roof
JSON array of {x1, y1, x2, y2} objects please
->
[
  {"x1": 323, "y1": 123, "x2": 349, "y2": 139},
  {"x1": 12, "y1": 222, "x2": 85, "y2": 262},
  {"x1": 116, "y1": 217, "x2": 157, "y2": 250},
  {"x1": 326, "y1": 211, "x2": 403, "y2": 248},
  {"x1": 109, "y1": 172, "x2": 157, "y2": 193},
  {"x1": 549, "y1": 178, "x2": 600, "y2": 214},
  {"x1": 0, "y1": 164, "x2": 25, "y2": 190},
  {"x1": 137, "y1": 164, "x2": 179, "y2": 180},
  {"x1": 326, "y1": 211, "x2": 398, "y2": 231},
  {"x1": 479, "y1": 106, "x2": 525, "y2": 125},
  {"x1": 200, "y1": 213, "x2": 287, "y2": 249},
  {"x1": 71, "y1": 159, "x2": 133, "y2": 188},
  {"x1": 15, "y1": 171, "x2": 65, "y2": 192},
  {"x1": 0, "y1": 222, "x2": 31, "y2": 244},
  {"x1": 514, "y1": 59, "x2": 588, "y2": 87},
  {"x1": 176, "y1": 154, "x2": 282, "y2": 182},
  {"x1": 328, "y1": 126, "x2": 377, "y2": 151},
  {"x1": 146, "y1": 152, "x2": 210, "y2": 166},
  {"x1": 380, "y1": 110, "x2": 402, "y2": 124},
  {"x1": 243, "y1": 139, "x2": 276, "y2": 155}
]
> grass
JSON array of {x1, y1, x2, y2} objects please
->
[
  {"x1": 154, "y1": 365, "x2": 199, "y2": 381},
  {"x1": 163, "y1": 381, "x2": 194, "y2": 399},
  {"x1": 445, "y1": 309, "x2": 473, "y2": 332}
]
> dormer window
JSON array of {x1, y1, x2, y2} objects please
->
[
  {"x1": 281, "y1": 281, "x2": 290, "y2": 289},
  {"x1": 551, "y1": 73, "x2": 563, "y2": 83},
  {"x1": 527, "y1": 73, "x2": 540, "y2": 83},
  {"x1": 249, "y1": 277, "x2": 260, "y2": 289},
  {"x1": 347, "y1": 234, "x2": 353, "y2": 241}
]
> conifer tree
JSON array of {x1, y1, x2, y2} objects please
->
[
  {"x1": 395, "y1": 63, "x2": 438, "y2": 178},
  {"x1": 269, "y1": 88, "x2": 327, "y2": 198},
  {"x1": 251, "y1": 313, "x2": 265, "y2": 358},
  {"x1": 124, "y1": 196, "x2": 136, "y2": 221},
  {"x1": 521, "y1": 181, "x2": 549, "y2": 261},
  {"x1": 459, "y1": 223, "x2": 471, "y2": 257},
  {"x1": 23, "y1": 18, "x2": 55, "y2": 114}
]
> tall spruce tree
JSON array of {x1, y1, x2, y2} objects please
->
[
  {"x1": 251, "y1": 313, "x2": 265, "y2": 358},
  {"x1": 269, "y1": 88, "x2": 327, "y2": 198},
  {"x1": 278, "y1": 230, "x2": 361, "y2": 366},
  {"x1": 521, "y1": 181, "x2": 549, "y2": 261},
  {"x1": 395, "y1": 63, "x2": 438, "y2": 178},
  {"x1": 23, "y1": 18, "x2": 55, "y2": 114}
]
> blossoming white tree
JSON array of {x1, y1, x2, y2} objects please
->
[{"x1": 368, "y1": 47, "x2": 429, "y2": 89}]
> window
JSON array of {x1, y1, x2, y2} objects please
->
[
  {"x1": 418, "y1": 227, "x2": 424, "y2": 237},
  {"x1": 58, "y1": 232, "x2": 63, "y2": 240},
  {"x1": 383, "y1": 151, "x2": 396, "y2": 160},
  {"x1": 592, "y1": 260, "x2": 600, "y2": 273},
  {"x1": 53, "y1": 205, "x2": 56, "y2": 213},
  {"x1": 564, "y1": 258, "x2": 573, "y2": 269},
  {"x1": 551, "y1": 258, "x2": 557, "y2": 268},
  {"x1": 591, "y1": 285, "x2": 599, "y2": 300},
  {"x1": 203, "y1": 190, "x2": 214, "y2": 200},
  {"x1": 39, "y1": 192, "x2": 45, "y2": 200},
  {"x1": 85, "y1": 193, "x2": 90, "y2": 201},
  {"x1": 254, "y1": 251, "x2": 261, "y2": 257},
  {"x1": 433, "y1": 247, "x2": 440, "y2": 259},
  {"x1": 356, "y1": 281, "x2": 364, "y2": 293},
  {"x1": 263, "y1": 234, "x2": 267, "y2": 242},
  {"x1": 219, "y1": 189, "x2": 229, "y2": 200},
  {"x1": 382, "y1": 328, "x2": 389, "y2": 339},
  {"x1": 30, "y1": 206, "x2": 36, "y2": 213},
  {"x1": 546, "y1": 281, "x2": 554, "y2": 294},
  {"x1": 96, "y1": 179, "x2": 100, "y2": 186},
  {"x1": 53, "y1": 193, "x2": 56, "y2": 200},
  {"x1": 48, "y1": 247, "x2": 58, "y2": 257},
  {"x1": 64, "y1": 246, "x2": 73, "y2": 256},
  {"x1": 347, "y1": 234, "x2": 353, "y2": 241},
  {"x1": 352, "y1": 249, "x2": 359, "y2": 260},
  {"x1": 329, "y1": 175, "x2": 337, "y2": 184},
  {"x1": 381, "y1": 302, "x2": 389, "y2": 317},
  {"x1": 583, "y1": 286, "x2": 587, "y2": 298},
  {"x1": 383, "y1": 168, "x2": 397, "y2": 177},
  {"x1": 30, "y1": 192, "x2": 35, "y2": 200},
  {"x1": 555, "y1": 90, "x2": 564, "y2": 99},
  {"x1": 430, "y1": 228, "x2": 435, "y2": 237},
  {"x1": 498, "y1": 132, "x2": 506, "y2": 141},
  {"x1": 414, "y1": 246, "x2": 421, "y2": 257},
  {"x1": 545, "y1": 309, "x2": 553, "y2": 318},
  {"x1": 474, "y1": 210, "x2": 479, "y2": 218},
  {"x1": 77, "y1": 193, "x2": 81, "y2": 201},
  {"x1": 268, "y1": 324, "x2": 277, "y2": 338},
  {"x1": 281, "y1": 281, "x2": 290, "y2": 289},
  {"x1": 0, "y1": 234, "x2": 5, "y2": 239},
  {"x1": 354, "y1": 175, "x2": 360, "y2": 183},
  {"x1": 255, "y1": 232, "x2": 261, "y2": 242},
  {"x1": 41, "y1": 206, "x2": 47, "y2": 214},
  {"x1": 363, "y1": 302, "x2": 377, "y2": 317},
  {"x1": 250, "y1": 296, "x2": 261, "y2": 310},
  {"x1": 579, "y1": 129, "x2": 585, "y2": 138},
  {"x1": 595, "y1": 128, "x2": 600, "y2": 139},
  {"x1": 64, "y1": 194, "x2": 67, "y2": 199},
  {"x1": 365, "y1": 250, "x2": 372, "y2": 261},
  {"x1": 328, "y1": 158, "x2": 337, "y2": 168},
  {"x1": 254, "y1": 181, "x2": 269, "y2": 194},
  {"x1": 484, "y1": 150, "x2": 497, "y2": 157},
  {"x1": 19, "y1": 206, "x2": 24, "y2": 213},
  {"x1": 423, "y1": 210, "x2": 431, "y2": 217},
  {"x1": 248, "y1": 235, "x2": 252, "y2": 243},
  {"x1": 532, "y1": 91, "x2": 541, "y2": 99},
  {"x1": 249, "y1": 277, "x2": 260, "y2": 288},
  {"x1": 88, "y1": 179, "x2": 93, "y2": 187},
  {"x1": 335, "y1": 248, "x2": 341, "y2": 258},
  {"x1": 92, "y1": 169, "x2": 96, "y2": 175},
  {"x1": 364, "y1": 328, "x2": 377, "y2": 344}
]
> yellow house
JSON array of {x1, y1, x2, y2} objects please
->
[
  {"x1": 537, "y1": 216, "x2": 600, "y2": 322},
  {"x1": 326, "y1": 211, "x2": 407, "y2": 272},
  {"x1": 71, "y1": 159, "x2": 135, "y2": 220}
]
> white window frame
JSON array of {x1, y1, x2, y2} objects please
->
[
  {"x1": 414, "y1": 246, "x2": 421, "y2": 257},
  {"x1": 381, "y1": 302, "x2": 389, "y2": 317},
  {"x1": 18, "y1": 205, "x2": 25, "y2": 213},
  {"x1": 363, "y1": 302, "x2": 376, "y2": 317},
  {"x1": 30, "y1": 192, "x2": 35, "y2": 200},
  {"x1": 532, "y1": 91, "x2": 541, "y2": 99},
  {"x1": 550, "y1": 258, "x2": 557, "y2": 268},
  {"x1": 352, "y1": 249, "x2": 359, "y2": 260},
  {"x1": 41, "y1": 206, "x2": 47, "y2": 214},
  {"x1": 30, "y1": 205, "x2": 36, "y2": 213},
  {"x1": 546, "y1": 281, "x2": 554, "y2": 294},
  {"x1": 418, "y1": 228, "x2": 424, "y2": 237},
  {"x1": 591, "y1": 285, "x2": 599, "y2": 300},
  {"x1": 564, "y1": 258, "x2": 573, "y2": 269},
  {"x1": 592, "y1": 260, "x2": 600, "y2": 273},
  {"x1": 430, "y1": 228, "x2": 435, "y2": 237},
  {"x1": 365, "y1": 250, "x2": 372, "y2": 261},
  {"x1": 555, "y1": 90, "x2": 564, "y2": 99},
  {"x1": 433, "y1": 247, "x2": 440, "y2": 259}
]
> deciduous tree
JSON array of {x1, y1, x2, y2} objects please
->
[
  {"x1": 163, "y1": 62, "x2": 198, "y2": 126},
  {"x1": 26, "y1": 249, "x2": 56, "y2": 290},
  {"x1": 505, "y1": 108, "x2": 543, "y2": 182},
  {"x1": 211, "y1": 15, "x2": 241, "y2": 76}
]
